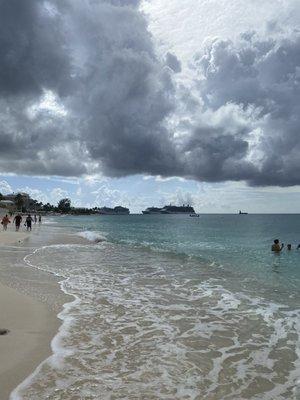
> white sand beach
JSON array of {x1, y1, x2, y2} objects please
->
[
  {"x1": 0, "y1": 281, "x2": 60, "y2": 400},
  {"x1": 0, "y1": 221, "x2": 80, "y2": 399}
]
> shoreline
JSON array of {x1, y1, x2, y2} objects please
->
[
  {"x1": 0, "y1": 281, "x2": 60, "y2": 400},
  {"x1": 0, "y1": 223, "x2": 86, "y2": 399}
]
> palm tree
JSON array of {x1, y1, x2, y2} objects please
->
[
  {"x1": 15, "y1": 193, "x2": 24, "y2": 211},
  {"x1": 58, "y1": 198, "x2": 71, "y2": 213}
]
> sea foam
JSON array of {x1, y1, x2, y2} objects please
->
[
  {"x1": 77, "y1": 231, "x2": 107, "y2": 243},
  {"x1": 10, "y1": 240, "x2": 300, "y2": 400}
]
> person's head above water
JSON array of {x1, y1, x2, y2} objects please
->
[
  {"x1": 274, "y1": 239, "x2": 279, "y2": 244},
  {"x1": 287, "y1": 244, "x2": 292, "y2": 250}
]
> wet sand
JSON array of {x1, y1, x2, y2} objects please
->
[
  {"x1": 0, "y1": 230, "x2": 30, "y2": 245},
  {"x1": 0, "y1": 282, "x2": 60, "y2": 400},
  {"x1": 0, "y1": 221, "x2": 79, "y2": 399}
]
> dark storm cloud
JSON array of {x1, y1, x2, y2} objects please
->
[
  {"x1": 188, "y1": 31, "x2": 300, "y2": 185},
  {"x1": 0, "y1": 0, "x2": 71, "y2": 97},
  {"x1": 0, "y1": 0, "x2": 300, "y2": 186},
  {"x1": 65, "y1": 0, "x2": 181, "y2": 177},
  {"x1": 104, "y1": 0, "x2": 141, "y2": 6},
  {"x1": 0, "y1": 0, "x2": 82, "y2": 176},
  {"x1": 0, "y1": 0, "x2": 180, "y2": 176},
  {"x1": 0, "y1": 95, "x2": 86, "y2": 176},
  {"x1": 166, "y1": 52, "x2": 182, "y2": 73}
]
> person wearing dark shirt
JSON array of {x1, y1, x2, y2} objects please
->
[
  {"x1": 13, "y1": 214, "x2": 22, "y2": 231},
  {"x1": 25, "y1": 214, "x2": 33, "y2": 231}
]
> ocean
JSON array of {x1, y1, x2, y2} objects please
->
[{"x1": 10, "y1": 214, "x2": 300, "y2": 399}]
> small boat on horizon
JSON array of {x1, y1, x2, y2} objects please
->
[
  {"x1": 239, "y1": 210, "x2": 248, "y2": 215},
  {"x1": 190, "y1": 214, "x2": 199, "y2": 217}
]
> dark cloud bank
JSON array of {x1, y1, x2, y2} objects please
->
[{"x1": 0, "y1": 0, "x2": 300, "y2": 186}]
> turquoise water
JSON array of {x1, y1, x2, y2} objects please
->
[
  {"x1": 61, "y1": 213, "x2": 300, "y2": 302},
  {"x1": 11, "y1": 214, "x2": 300, "y2": 400}
]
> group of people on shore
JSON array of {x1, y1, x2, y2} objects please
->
[
  {"x1": 1, "y1": 213, "x2": 42, "y2": 232},
  {"x1": 271, "y1": 239, "x2": 300, "y2": 252}
]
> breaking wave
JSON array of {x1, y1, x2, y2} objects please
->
[{"x1": 77, "y1": 230, "x2": 107, "y2": 243}]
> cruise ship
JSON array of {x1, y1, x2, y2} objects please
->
[
  {"x1": 142, "y1": 207, "x2": 163, "y2": 215},
  {"x1": 98, "y1": 206, "x2": 130, "y2": 215},
  {"x1": 142, "y1": 205, "x2": 195, "y2": 215},
  {"x1": 160, "y1": 205, "x2": 195, "y2": 214}
]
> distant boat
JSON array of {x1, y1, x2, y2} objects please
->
[
  {"x1": 239, "y1": 210, "x2": 248, "y2": 215},
  {"x1": 190, "y1": 214, "x2": 199, "y2": 217},
  {"x1": 98, "y1": 206, "x2": 130, "y2": 215},
  {"x1": 142, "y1": 204, "x2": 196, "y2": 215}
]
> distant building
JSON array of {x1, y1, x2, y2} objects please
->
[
  {"x1": 0, "y1": 200, "x2": 16, "y2": 212},
  {"x1": 2, "y1": 192, "x2": 35, "y2": 211}
]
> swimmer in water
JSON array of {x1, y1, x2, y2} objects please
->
[{"x1": 271, "y1": 239, "x2": 284, "y2": 252}]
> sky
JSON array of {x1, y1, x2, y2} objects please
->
[{"x1": 1, "y1": 0, "x2": 300, "y2": 213}]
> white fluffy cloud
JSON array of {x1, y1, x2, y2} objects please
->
[
  {"x1": 50, "y1": 188, "x2": 69, "y2": 203},
  {"x1": 0, "y1": 180, "x2": 12, "y2": 194},
  {"x1": 16, "y1": 186, "x2": 48, "y2": 203}
]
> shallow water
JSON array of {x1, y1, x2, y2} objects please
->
[{"x1": 10, "y1": 215, "x2": 300, "y2": 399}]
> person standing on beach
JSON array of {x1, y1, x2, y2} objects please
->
[
  {"x1": 25, "y1": 214, "x2": 33, "y2": 231},
  {"x1": 38, "y1": 214, "x2": 42, "y2": 224},
  {"x1": 1, "y1": 214, "x2": 10, "y2": 231},
  {"x1": 13, "y1": 214, "x2": 22, "y2": 231},
  {"x1": 271, "y1": 239, "x2": 284, "y2": 252},
  {"x1": 34, "y1": 214, "x2": 37, "y2": 224}
]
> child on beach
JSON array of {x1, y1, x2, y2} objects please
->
[{"x1": 1, "y1": 215, "x2": 11, "y2": 231}]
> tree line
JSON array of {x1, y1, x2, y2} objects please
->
[{"x1": 0, "y1": 194, "x2": 99, "y2": 215}]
